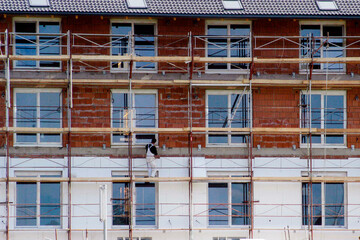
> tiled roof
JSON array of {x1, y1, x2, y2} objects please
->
[{"x1": 1, "y1": 0, "x2": 360, "y2": 17}]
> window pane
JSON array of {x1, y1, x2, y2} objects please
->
[
  {"x1": 135, "y1": 182, "x2": 155, "y2": 225},
  {"x1": 40, "y1": 92, "x2": 61, "y2": 128},
  {"x1": 112, "y1": 93, "x2": 129, "y2": 143},
  {"x1": 112, "y1": 23, "x2": 131, "y2": 69},
  {"x1": 323, "y1": 26, "x2": 344, "y2": 71},
  {"x1": 135, "y1": 134, "x2": 156, "y2": 144},
  {"x1": 135, "y1": 94, "x2": 156, "y2": 128},
  {"x1": 134, "y1": 24, "x2": 155, "y2": 69},
  {"x1": 208, "y1": 25, "x2": 227, "y2": 69},
  {"x1": 232, "y1": 183, "x2": 249, "y2": 225},
  {"x1": 209, "y1": 183, "x2": 228, "y2": 225},
  {"x1": 209, "y1": 135, "x2": 228, "y2": 144},
  {"x1": 325, "y1": 95, "x2": 344, "y2": 129},
  {"x1": 302, "y1": 183, "x2": 322, "y2": 226},
  {"x1": 230, "y1": 94, "x2": 248, "y2": 128},
  {"x1": 15, "y1": 22, "x2": 37, "y2": 67},
  {"x1": 112, "y1": 93, "x2": 129, "y2": 128},
  {"x1": 17, "y1": 182, "x2": 37, "y2": 226},
  {"x1": 300, "y1": 25, "x2": 321, "y2": 69},
  {"x1": 113, "y1": 182, "x2": 130, "y2": 225},
  {"x1": 230, "y1": 25, "x2": 250, "y2": 69},
  {"x1": 16, "y1": 133, "x2": 37, "y2": 143},
  {"x1": 40, "y1": 182, "x2": 60, "y2": 226},
  {"x1": 40, "y1": 134, "x2": 60, "y2": 143},
  {"x1": 16, "y1": 93, "x2": 37, "y2": 128},
  {"x1": 208, "y1": 95, "x2": 228, "y2": 128},
  {"x1": 325, "y1": 183, "x2": 344, "y2": 226},
  {"x1": 39, "y1": 22, "x2": 60, "y2": 68}
]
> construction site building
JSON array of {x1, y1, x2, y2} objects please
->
[{"x1": 1, "y1": 0, "x2": 360, "y2": 240}]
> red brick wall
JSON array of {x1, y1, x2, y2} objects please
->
[
  {"x1": 346, "y1": 20, "x2": 360, "y2": 74},
  {"x1": 253, "y1": 19, "x2": 299, "y2": 74},
  {"x1": 70, "y1": 86, "x2": 111, "y2": 147},
  {"x1": 158, "y1": 17, "x2": 205, "y2": 72},
  {"x1": 158, "y1": 86, "x2": 205, "y2": 148},
  {"x1": 347, "y1": 88, "x2": 360, "y2": 148},
  {"x1": 253, "y1": 87, "x2": 300, "y2": 148},
  {"x1": 62, "y1": 15, "x2": 110, "y2": 72}
]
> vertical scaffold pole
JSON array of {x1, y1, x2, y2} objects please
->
[
  {"x1": 5, "y1": 28, "x2": 10, "y2": 240},
  {"x1": 188, "y1": 31, "x2": 195, "y2": 240}
]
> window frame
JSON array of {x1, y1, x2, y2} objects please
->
[
  {"x1": 15, "y1": 171, "x2": 62, "y2": 229},
  {"x1": 13, "y1": 88, "x2": 63, "y2": 147},
  {"x1": 205, "y1": 20, "x2": 252, "y2": 73},
  {"x1": 12, "y1": 17, "x2": 62, "y2": 70},
  {"x1": 299, "y1": 20, "x2": 346, "y2": 73},
  {"x1": 207, "y1": 173, "x2": 250, "y2": 228},
  {"x1": 110, "y1": 19, "x2": 157, "y2": 73},
  {"x1": 111, "y1": 89, "x2": 158, "y2": 146},
  {"x1": 206, "y1": 90, "x2": 251, "y2": 147},
  {"x1": 301, "y1": 172, "x2": 347, "y2": 228},
  {"x1": 112, "y1": 173, "x2": 158, "y2": 229},
  {"x1": 299, "y1": 90, "x2": 346, "y2": 148}
]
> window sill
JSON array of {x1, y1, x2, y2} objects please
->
[
  {"x1": 206, "y1": 144, "x2": 248, "y2": 148},
  {"x1": 205, "y1": 69, "x2": 250, "y2": 74},
  {"x1": 299, "y1": 70, "x2": 346, "y2": 75},
  {"x1": 14, "y1": 144, "x2": 62, "y2": 148},
  {"x1": 300, "y1": 144, "x2": 347, "y2": 149}
]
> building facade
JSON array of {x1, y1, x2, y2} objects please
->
[{"x1": 0, "y1": 0, "x2": 360, "y2": 240}]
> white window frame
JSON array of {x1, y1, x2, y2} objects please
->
[
  {"x1": 206, "y1": 90, "x2": 251, "y2": 147},
  {"x1": 301, "y1": 172, "x2": 347, "y2": 228},
  {"x1": 111, "y1": 89, "x2": 158, "y2": 146},
  {"x1": 13, "y1": 88, "x2": 62, "y2": 147},
  {"x1": 110, "y1": 19, "x2": 157, "y2": 73},
  {"x1": 299, "y1": 90, "x2": 346, "y2": 148},
  {"x1": 112, "y1": 173, "x2": 158, "y2": 229},
  {"x1": 13, "y1": 17, "x2": 62, "y2": 70},
  {"x1": 207, "y1": 173, "x2": 250, "y2": 228},
  {"x1": 299, "y1": 20, "x2": 346, "y2": 73},
  {"x1": 205, "y1": 20, "x2": 251, "y2": 74},
  {"x1": 15, "y1": 171, "x2": 62, "y2": 229}
]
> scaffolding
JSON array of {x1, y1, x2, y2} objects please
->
[{"x1": 1, "y1": 30, "x2": 360, "y2": 240}]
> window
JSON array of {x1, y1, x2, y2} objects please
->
[
  {"x1": 117, "y1": 238, "x2": 151, "y2": 240},
  {"x1": 14, "y1": 20, "x2": 60, "y2": 68},
  {"x1": 222, "y1": 0, "x2": 243, "y2": 10},
  {"x1": 112, "y1": 90, "x2": 157, "y2": 145},
  {"x1": 126, "y1": 0, "x2": 147, "y2": 8},
  {"x1": 111, "y1": 22, "x2": 156, "y2": 71},
  {"x1": 113, "y1": 177, "x2": 156, "y2": 226},
  {"x1": 29, "y1": 0, "x2": 50, "y2": 7},
  {"x1": 207, "y1": 23, "x2": 250, "y2": 71},
  {"x1": 14, "y1": 89, "x2": 62, "y2": 146},
  {"x1": 300, "y1": 91, "x2": 345, "y2": 146},
  {"x1": 16, "y1": 173, "x2": 61, "y2": 227},
  {"x1": 300, "y1": 23, "x2": 344, "y2": 71},
  {"x1": 208, "y1": 182, "x2": 250, "y2": 226},
  {"x1": 206, "y1": 91, "x2": 250, "y2": 145},
  {"x1": 213, "y1": 238, "x2": 245, "y2": 240},
  {"x1": 316, "y1": 0, "x2": 338, "y2": 11},
  {"x1": 302, "y1": 182, "x2": 345, "y2": 226}
]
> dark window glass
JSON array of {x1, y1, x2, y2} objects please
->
[
  {"x1": 16, "y1": 182, "x2": 37, "y2": 226},
  {"x1": 113, "y1": 182, "x2": 131, "y2": 225},
  {"x1": 111, "y1": 23, "x2": 131, "y2": 69},
  {"x1": 231, "y1": 183, "x2": 250, "y2": 225},
  {"x1": 40, "y1": 182, "x2": 61, "y2": 226},
  {"x1": 302, "y1": 182, "x2": 344, "y2": 226},
  {"x1": 209, "y1": 183, "x2": 228, "y2": 225},
  {"x1": 135, "y1": 182, "x2": 155, "y2": 225}
]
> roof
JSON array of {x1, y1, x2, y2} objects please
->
[{"x1": 1, "y1": 0, "x2": 360, "y2": 17}]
